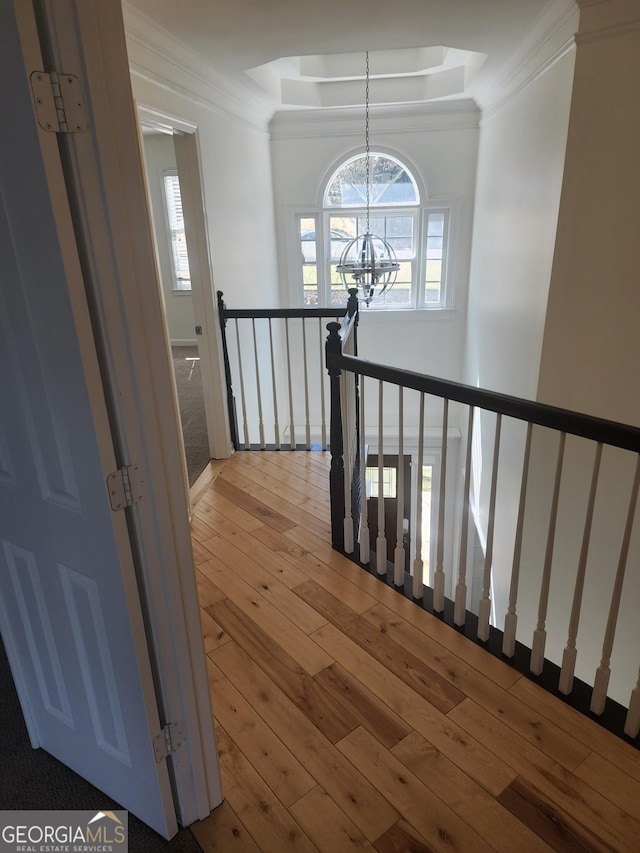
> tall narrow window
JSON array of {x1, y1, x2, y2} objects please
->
[
  {"x1": 299, "y1": 215, "x2": 320, "y2": 306},
  {"x1": 424, "y1": 209, "x2": 449, "y2": 306},
  {"x1": 163, "y1": 171, "x2": 191, "y2": 292}
]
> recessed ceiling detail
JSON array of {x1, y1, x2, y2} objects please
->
[{"x1": 247, "y1": 46, "x2": 487, "y2": 109}]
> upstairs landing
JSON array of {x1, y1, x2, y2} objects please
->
[{"x1": 188, "y1": 451, "x2": 640, "y2": 852}]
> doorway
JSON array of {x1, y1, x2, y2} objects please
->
[
  {"x1": 140, "y1": 128, "x2": 210, "y2": 487},
  {"x1": 365, "y1": 454, "x2": 435, "y2": 577},
  {"x1": 366, "y1": 454, "x2": 413, "y2": 570}
]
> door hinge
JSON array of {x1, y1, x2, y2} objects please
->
[
  {"x1": 107, "y1": 465, "x2": 145, "y2": 511},
  {"x1": 31, "y1": 71, "x2": 88, "y2": 134},
  {"x1": 153, "y1": 722, "x2": 184, "y2": 763}
]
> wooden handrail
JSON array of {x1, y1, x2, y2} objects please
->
[
  {"x1": 328, "y1": 352, "x2": 640, "y2": 453},
  {"x1": 219, "y1": 307, "x2": 350, "y2": 320}
]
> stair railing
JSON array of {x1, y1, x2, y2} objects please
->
[
  {"x1": 217, "y1": 290, "x2": 358, "y2": 450},
  {"x1": 326, "y1": 347, "x2": 640, "y2": 743}
]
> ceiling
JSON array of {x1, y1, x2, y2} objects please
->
[{"x1": 125, "y1": 0, "x2": 572, "y2": 112}]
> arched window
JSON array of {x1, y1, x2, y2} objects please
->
[
  {"x1": 324, "y1": 153, "x2": 419, "y2": 207},
  {"x1": 297, "y1": 153, "x2": 450, "y2": 309}
]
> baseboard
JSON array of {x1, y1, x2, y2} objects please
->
[{"x1": 190, "y1": 459, "x2": 229, "y2": 509}]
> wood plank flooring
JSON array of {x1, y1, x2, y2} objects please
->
[{"x1": 188, "y1": 451, "x2": 640, "y2": 852}]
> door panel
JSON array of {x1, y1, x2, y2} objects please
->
[{"x1": 0, "y1": 0, "x2": 176, "y2": 836}]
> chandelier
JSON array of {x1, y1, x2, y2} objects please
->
[{"x1": 337, "y1": 52, "x2": 399, "y2": 306}]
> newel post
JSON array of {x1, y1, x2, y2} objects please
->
[
  {"x1": 326, "y1": 322, "x2": 345, "y2": 550},
  {"x1": 217, "y1": 291, "x2": 239, "y2": 450}
]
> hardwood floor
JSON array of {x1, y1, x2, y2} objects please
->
[{"x1": 188, "y1": 451, "x2": 640, "y2": 852}]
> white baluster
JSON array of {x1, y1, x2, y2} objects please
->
[
  {"x1": 234, "y1": 319, "x2": 250, "y2": 448},
  {"x1": 503, "y1": 422, "x2": 533, "y2": 657},
  {"x1": 302, "y1": 319, "x2": 311, "y2": 449},
  {"x1": 394, "y1": 387, "x2": 405, "y2": 587},
  {"x1": 454, "y1": 406, "x2": 474, "y2": 626},
  {"x1": 268, "y1": 318, "x2": 280, "y2": 450},
  {"x1": 478, "y1": 413, "x2": 501, "y2": 642},
  {"x1": 433, "y1": 399, "x2": 448, "y2": 612},
  {"x1": 625, "y1": 672, "x2": 640, "y2": 738},
  {"x1": 530, "y1": 432, "x2": 566, "y2": 674},
  {"x1": 341, "y1": 370, "x2": 354, "y2": 553},
  {"x1": 359, "y1": 376, "x2": 370, "y2": 564},
  {"x1": 285, "y1": 318, "x2": 295, "y2": 450},
  {"x1": 376, "y1": 381, "x2": 386, "y2": 576},
  {"x1": 559, "y1": 442, "x2": 602, "y2": 694},
  {"x1": 252, "y1": 319, "x2": 265, "y2": 449},
  {"x1": 591, "y1": 454, "x2": 640, "y2": 715},
  {"x1": 318, "y1": 318, "x2": 327, "y2": 450},
  {"x1": 412, "y1": 392, "x2": 425, "y2": 599}
]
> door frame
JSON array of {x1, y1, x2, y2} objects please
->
[
  {"x1": 31, "y1": 0, "x2": 222, "y2": 827},
  {"x1": 136, "y1": 106, "x2": 233, "y2": 469}
]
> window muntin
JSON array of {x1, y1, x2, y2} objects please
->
[{"x1": 163, "y1": 171, "x2": 191, "y2": 292}]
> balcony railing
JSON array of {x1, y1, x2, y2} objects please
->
[
  {"x1": 217, "y1": 293, "x2": 640, "y2": 747},
  {"x1": 217, "y1": 290, "x2": 358, "y2": 451}
]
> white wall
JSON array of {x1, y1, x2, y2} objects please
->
[
  {"x1": 461, "y1": 28, "x2": 576, "y2": 628},
  {"x1": 142, "y1": 132, "x2": 196, "y2": 344},
  {"x1": 464, "y1": 51, "x2": 576, "y2": 401}
]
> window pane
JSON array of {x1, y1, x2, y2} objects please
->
[
  {"x1": 327, "y1": 215, "x2": 354, "y2": 262},
  {"x1": 329, "y1": 278, "x2": 349, "y2": 306},
  {"x1": 300, "y1": 217, "x2": 317, "y2": 262},
  {"x1": 163, "y1": 174, "x2": 191, "y2": 291},
  {"x1": 373, "y1": 262, "x2": 412, "y2": 307},
  {"x1": 366, "y1": 467, "x2": 397, "y2": 498},
  {"x1": 385, "y1": 216, "x2": 414, "y2": 259}
]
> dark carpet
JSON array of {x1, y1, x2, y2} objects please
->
[
  {"x1": 0, "y1": 637, "x2": 202, "y2": 851},
  {"x1": 171, "y1": 346, "x2": 210, "y2": 487}
]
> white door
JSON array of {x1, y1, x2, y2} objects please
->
[{"x1": 0, "y1": 0, "x2": 177, "y2": 837}]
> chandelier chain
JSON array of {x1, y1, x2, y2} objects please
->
[
  {"x1": 336, "y1": 50, "x2": 398, "y2": 305},
  {"x1": 365, "y1": 50, "x2": 370, "y2": 234}
]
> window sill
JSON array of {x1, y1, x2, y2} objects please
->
[{"x1": 357, "y1": 307, "x2": 456, "y2": 320}]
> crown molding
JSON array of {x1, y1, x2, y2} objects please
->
[
  {"x1": 480, "y1": 36, "x2": 576, "y2": 126},
  {"x1": 270, "y1": 99, "x2": 480, "y2": 140},
  {"x1": 478, "y1": 0, "x2": 578, "y2": 115},
  {"x1": 122, "y1": 2, "x2": 274, "y2": 131}
]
